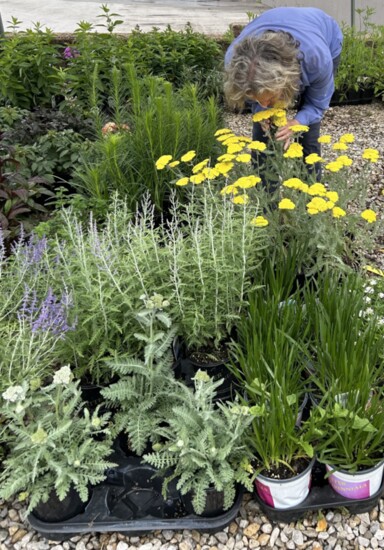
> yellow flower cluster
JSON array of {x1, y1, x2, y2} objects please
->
[
  {"x1": 155, "y1": 127, "x2": 379, "y2": 229},
  {"x1": 283, "y1": 143, "x2": 304, "y2": 159},
  {"x1": 362, "y1": 148, "x2": 380, "y2": 163}
]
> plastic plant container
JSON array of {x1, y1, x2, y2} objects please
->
[
  {"x1": 27, "y1": 444, "x2": 244, "y2": 541},
  {"x1": 254, "y1": 460, "x2": 384, "y2": 522}
]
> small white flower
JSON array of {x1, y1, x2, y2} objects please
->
[
  {"x1": 378, "y1": 318, "x2": 384, "y2": 326},
  {"x1": 365, "y1": 307, "x2": 374, "y2": 316},
  {"x1": 364, "y1": 286, "x2": 374, "y2": 294},
  {"x1": 364, "y1": 296, "x2": 372, "y2": 303},
  {"x1": 379, "y1": 293, "x2": 384, "y2": 299},
  {"x1": 371, "y1": 279, "x2": 378, "y2": 286},
  {"x1": 52, "y1": 365, "x2": 73, "y2": 385},
  {"x1": 176, "y1": 439, "x2": 184, "y2": 448},
  {"x1": 2, "y1": 385, "x2": 26, "y2": 403}
]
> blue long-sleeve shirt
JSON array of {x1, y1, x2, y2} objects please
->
[{"x1": 225, "y1": 8, "x2": 343, "y2": 125}]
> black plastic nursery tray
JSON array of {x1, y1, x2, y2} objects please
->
[
  {"x1": 254, "y1": 463, "x2": 384, "y2": 523},
  {"x1": 28, "y1": 447, "x2": 244, "y2": 541}
]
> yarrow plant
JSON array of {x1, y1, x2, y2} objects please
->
[
  {"x1": 155, "y1": 108, "x2": 382, "y2": 275},
  {"x1": 0, "y1": 366, "x2": 115, "y2": 514}
]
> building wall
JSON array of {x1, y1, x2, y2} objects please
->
[{"x1": 264, "y1": 0, "x2": 384, "y2": 26}]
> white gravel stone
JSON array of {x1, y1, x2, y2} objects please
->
[{"x1": 116, "y1": 543, "x2": 129, "y2": 550}]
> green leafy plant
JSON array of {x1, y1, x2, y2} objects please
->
[
  {"x1": 101, "y1": 293, "x2": 178, "y2": 455},
  {"x1": 144, "y1": 371, "x2": 255, "y2": 515},
  {"x1": 73, "y1": 66, "x2": 222, "y2": 211},
  {"x1": 335, "y1": 8, "x2": 383, "y2": 98},
  {"x1": 0, "y1": 19, "x2": 63, "y2": 109},
  {"x1": 305, "y1": 388, "x2": 384, "y2": 472},
  {"x1": 0, "y1": 366, "x2": 116, "y2": 513}
]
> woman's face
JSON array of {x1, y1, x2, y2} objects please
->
[{"x1": 251, "y1": 91, "x2": 281, "y2": 108}]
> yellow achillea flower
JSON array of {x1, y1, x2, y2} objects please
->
[
  {"x1": 339, "y1": 133, "x2": 355, "y2": 143},
  {"x1": 306, "y1": 197, "x2": 330, "y2": 214},
  {"x1": 248, "y1": 141, "x2": 267, "y2": 152},
  {"x1": 217, "y1": 153, "x2": 236, "y2": 162},
  {"x1": 250, "y1": 216, "x2": 269, "y2": 227},
  {"x1": 217, "y1": 133, "x2": 235, "y2": 142},
  {"x1": 332, "y1": 142, "x2": 349, "y2": 151},
  {"x1": 175, "y1": 177, "x2": 189, "y2": 187},
  {"x1": 155, "y1": 155, "x2": 173, "y2": 169},
  {"x1": 190, "y1": 173, "x2": 206, "y2": 185},
  {"x1": 362, "y1": 148, "x2": 380, "y2": 162},
  {"x1": 283, "y1": 143, "x2": 304, "y2": 158},
  {"x1": 168, "y1": 160, "x2": 180, "y2": 168},
  {"x1": 215, "y1": 162, "x2": 234, "y2": 175},
  {"x1": 227, "y1": 143, "x2": 245, "y2": 154},
  {"x1": 233, "y1": 195, "x2": 250, "y2": 205},
  {"x1": 325, "y1": 161, "x2": 343, "y2": 172},
  {"x1": 252, "y1": 109, "x2": 276, "y2": 122},
  {"x1": 290, "y1": 124, "x2": 310, "y2": 133},
  {"x1": 336, "y1": 155, "x2": 353, "y2": 167},
  {"x1": 202, "y1": 167, "x2": 220, "y2": 179},
  {"x1": 272, "y1": 111, "x2": 288, "y2": 127},
  {"x1": 236, "y1": 153, "x2": 252, "y2": 163},
  {"x1": 361, "y1": 209, "x2": 377, "y2": 223},
  {"x1": 283, "y1": 178, "x2": 308, "y2": 192},
  {"x1": 181, "y1": 150, "x2": 196, "y2": 162},
  {"x1": 220, "y1": 184, "x2": 239, "y2": 195},
  {"x1": 235, "y1": 176, "x2": 261, "y2": 188},
  {"x1": 278, "y1": 198, "x2": 296, "y2": 210},
  {"x1": 223, "y1": 136, "x2": 244, "y2": 145},
  {"x1": 238, "y1": 136, "x2": 252, "y2": 143},
  {"x1": 214, "y1": 128, "x2": 232, "y2": 136},
  {"x1": 305, "y1": 153, "x2": 324, "y2": 164},
  {"x1": 332, "y1": 206, "x2": 346, "y2": 218},
  {"x1": 326, "y1": 191, "x2": 339, "y2": 203},
  {"x1": 192, "y1": 159, "x2": 209, "y2": 173},
  {"x1": 308, "y1": 183, "x2": 327, "y2": 196},
  {"x1": 318, "y1": 135, "x2": 332, "y2": 144}
]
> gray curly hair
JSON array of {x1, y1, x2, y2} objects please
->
[{"x1": 224, "y1": 31, "x2": 302, "y2": 110}]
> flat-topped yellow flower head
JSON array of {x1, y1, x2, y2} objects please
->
[
  {"x1": 250, "y1": 216, "x2": 269, "y2": 227},
  {"x1": 155, "y1": 154, "x2": 173, "y2": 170}
]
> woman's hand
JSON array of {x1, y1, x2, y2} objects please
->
[{"x1": 275, "y1": 118, "x2": 301, "y2": 149}]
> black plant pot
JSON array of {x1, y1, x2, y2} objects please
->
[
  {"x1": 330, "y1": 87, "x2": 375, "y2": 106},
  {"x1": 182, "y1": 486, "x2": 225, "y2": 518},
  {"x1": 172, "y1": 336, "x2": 237, "y2": 402},
  {"x1": 32, "y1": 485, "x2": 90, "y2": 523}
]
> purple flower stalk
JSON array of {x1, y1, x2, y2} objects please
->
[
  {"x1": 18, "y1": 286, "x2": 76, "y2": 338},
  {"x1": 20, "y1": 236, "x2": 48, "y2": 267},
  {"x1": 63, "y1": 46, "x2": 80, "y2": 59}
]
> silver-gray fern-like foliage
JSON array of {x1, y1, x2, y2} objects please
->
[
  {"x1": 143, "y1": 371, "x2": 255, "y2": 515},
  {"x1": 101, "y1": 294, "x2": 182, "y2": 455},
  {"x1": 0, "y1": 366, "x2": 116, "y2": 514}
]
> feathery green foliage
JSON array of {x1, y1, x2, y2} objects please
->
[
  {"x1": 144, "y1": 372, "x2": 255, "y2": 515},
  {"x1": 0, "y1": 366, "x2": 116, "y2": 513},
  {"x1": 101, "y1": 294, "x2": 179, "y2": 455}
]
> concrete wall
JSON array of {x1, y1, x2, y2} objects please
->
[{"x1": 264, "y1": 0, "x2": 384, "y2": 26}]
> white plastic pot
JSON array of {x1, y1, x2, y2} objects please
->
[
  {"x1": 326, "y1": 461, "x2": 384, "y2": 499},
  {"x1": 255, "y1": 457, "x2": 315, "y2": 509}
]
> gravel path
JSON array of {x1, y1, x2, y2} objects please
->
[{"x1": 1, "y1": 101, "x2": 384, "y2": 550}]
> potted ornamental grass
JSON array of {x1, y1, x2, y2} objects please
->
[
  {"x1": 229, "y1": 286, "x2": 315, "y2": 509},
  {"x1": 302, "y1": 272, "x2": 384, "y2": 399},
  {"x1": 0, "y1": 366, "x2": 116, "y2": 521},
  {"x1": 305, "y1": 385, "x2": 384, "y2": 500},
  {"x1": 143, "y1": 371, "x2": 255, "y2": 516}
]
